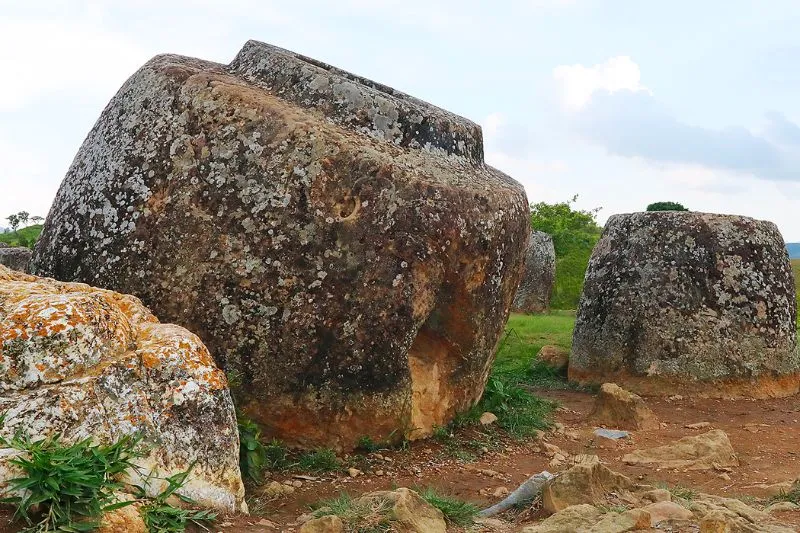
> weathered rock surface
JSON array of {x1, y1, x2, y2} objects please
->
[
  {"x1": 0, "y1": 265, "x2": 244, "y2": 512},
  {"x1": 691, "y1": 493, "x2": 795, "y2": 532},
  {"x1": 299, "y1": 515, "x2": 344, "y2": 533},
  {"x1": 569, "y1": 212, "x2": 799, "y2": 398},
  {"x1": 534, "y1": 345, "x2": 569, "y2": 373},
  {"x1": 589, "y1": 383, "x2": 659, "y2": 431},
  {"x1": 622, "y1": 429, "x2": 738, "y2": 471},
  {"x1": 31, "y1": 41, "x2": 530, "y2": 450},
  {"x1": 0, "y1": 247, "x2": 31, "y2": 273},
  {"x1": 512, "y1": 230, "x2": 555, "y2": 314},
  {"x1": 356, "y1": 488, "x2": 446, "y2": 533},
  {"x1": 541, "y1": 455, "x2": 636, "y2": 513},
  {"x1": 521, "y1": 504, "x2": 603, "y2": 533},
  {"x1": 642, "y1": 501, "x2": 694, "y2": 525}
]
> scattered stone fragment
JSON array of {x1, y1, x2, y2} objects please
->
[
  {"x1": 356, "y1": 488, "x2": 446, "y2": 533},
  {"x1": 640, "y1": 489, "x2": 672, "y2": 503},
  {"x1": 594, "y1": 428, "x2": 630, "y2": 440},
  {"x1": 347, "y1": 468, "x2": 362, "y2": 478},
  {"x1": 534, "y1": 345, "x2": 569, "y2": 373},
  {"x1": 589, "y1": 383, "x2": 659, "y2": 431},
  {"x1": 32, "y1": 40, "x2": 530, "y2": 451},
  {"x1": 766, "y1": 501, "x2": 799, "y2": 513},
  {"x1": 512, "y1": 230, "x2": 556, "y2": 314},
  {"x1": 521, "y1": 504, "x2": 603, "y2": 533},
  {"x1": 686, "y1": 422, "x2": 712, "y2": 430},
  {"x1": 299, "y1": 515, "x2": 344, "y2": 533},
  {"x1": 264, "y1": 481, "x2": 295, "y2": 497},
  {"x1": 541, "y1": 456, "x2": 635, "y2": 513},
  {"x1": 569, "y1": 212, "x2": 799, "y2": 398},
  {"x1": 480, "y1": 412, "x2": 499, "y2": 426},
  {"x1": 643, "y1": 501, "x2": 694, "y2": 525},
  {"x1": 690, "y1": 493, "x2": 795, "y2": 533},
  {"x1": 591, "y1": 508, "x2": 651, "y2": 532},
  {"x1": 622, "y1": 430, "x2": 738, "y2": 471}
]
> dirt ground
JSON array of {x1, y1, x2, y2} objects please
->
[
  {"x1": 3, "y1": 388, "x2": 800, "y2": 531},
  {"x1": 209, "y1": 389, "x2": 800, "y2": 531}
]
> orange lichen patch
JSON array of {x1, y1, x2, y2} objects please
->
[{"x1": 136, "y1": 324, "x2": 227, "y2": 391}]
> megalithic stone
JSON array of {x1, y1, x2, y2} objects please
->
[{"x1": 31, "y1": 41, "x2": 530, "y2": 450}]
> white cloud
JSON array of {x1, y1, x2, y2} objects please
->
[{"x1": 553, "y1": 56, "x2": 648, "y2": 111}]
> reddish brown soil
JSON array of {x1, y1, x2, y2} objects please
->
[{"x1": 2, "y1": 389, "x2": 800, "y2": 531}]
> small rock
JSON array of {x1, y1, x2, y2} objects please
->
[
  {"x1": 541, "y1": 455, "x2": 635, "y2": 513},
  {"x1": 292, "y1": 480, "x2": 303, "y2": 488},
  {"x1": 640, "y1": 488, "x2": 672, "y2": 503},
  {"x1": 686, "y1": 422, "x2": 712, "y2": 430},
  {"x1": 766, "y1": 501, "x2": 799, "y2": 513},
  {"x1": 642, "y1": 501, "x2": 694, "y2": 525},
  {"x1": 264, "y1": 480, "x2": 295, "y2": 497},
  {"x1": 492, "y1": 486, "x2": 509, "y2": 498},
  {"x1": 480, "y1": 412, "x2": 498, "y2": 426},
  {"x1": 589, "y1": 383, "x2": 659, "y2": 431},
  {"x1": 299, "y1": 515, "x2": 344, "y2": 533},
  {"x1": 534, "y1": 345, "x2": 569, "y2": 372},
  {"x1": 717, "y1": 473, "x2": 731, "y2": 481},
  {"x1": 375, "y1": 470, "x2": 385, "y2": 476},
  {"x1": 348, "y1": 467, "x2": 362, "y2": 478},
  {"x1": 622, "y1": 430, "x2": 738, "y2": 471}
]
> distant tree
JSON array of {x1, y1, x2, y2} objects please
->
[
  {"x1": 646, "y1": 201, "x2": 688, "y2": 212},
  {"x1": 31, "y1": 216, "x2": 44, "y2": 225},
  {"x1": 6, "y1": 214, "x2": 19, "y2": 234},
  {"x1": 529, "y1": 195, "x2": 603, "y2": 309},
  {"x1": 17, "y1": 211, "x2": 29, "y2": 226}
]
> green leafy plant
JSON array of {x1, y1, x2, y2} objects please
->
[
  {"x1": 475, "y1": 375, "x2": 554, "y2": 437},
  {"x1": 237, "y1": 415, "x2": 268, "y2": 482},
  {"x1": 355, "y1": 436, "x2": 381, "y2": 453},
  {"x1": 417, "y1": 487, "x2": 479, "y2": 526},
  {"x1": 296, "y1": 449, "x2": 341, "y2": 473},
  {"x1": 770, "y1": 484, "x2": 800, "y2": 505},
  {"x1": 138, "y1": 468, "x2": 217, "y2": 533},
  {"x1": 0, "y1": 432, "x2": 142, "y2": 533}
]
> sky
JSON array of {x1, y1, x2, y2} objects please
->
[{"x1": 3, "y1": 1, "x2": 800, "y2": 239}]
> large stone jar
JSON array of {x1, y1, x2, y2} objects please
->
[
  {"x1": 512, "y1": 230, "x2": 555, "y2": 314},
  {"x1": 570, "y1": 211, "x2": 799, "y2": 398},
  {"x1": 32, "y1": 41, "x2": 530, "y2": 449}
]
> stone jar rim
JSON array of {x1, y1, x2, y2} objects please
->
[{"x1": 228, "y1": 40, "x2": 485, "y2": 163}]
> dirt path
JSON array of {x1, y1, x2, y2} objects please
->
[
  {"x1": 2, "y1": 388, "x2": 799, "y2": 531},
  {"x1": 198, "y1": 389, "x2": 800, "y2": 531}
]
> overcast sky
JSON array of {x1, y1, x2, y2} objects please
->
[{"x1": 4, "y1": 1, "x2": 800, "y2": 239}]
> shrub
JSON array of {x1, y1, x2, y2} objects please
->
[
  {"x1": 295, "y1": 449, "x2": 341, "y2": 473},
  {"x1": 646, "y1": 201, "x2": 688, "y2": 212},
  {"x1": 0, "y1": 432, "x2": 142, "y2": 532},
  {"x1": 138, "y1": 468, "x2": 217, "y2": 533},
  {"x1": 237, "y1": 415, "x2": 268, "y2": 482},
  {"x1": 529, "y1": 196, "x2": 602, "y2": 309}
]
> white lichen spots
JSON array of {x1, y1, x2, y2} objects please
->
[{"x1": 221, "y1": 304, "x2": 241, "y2": 325}]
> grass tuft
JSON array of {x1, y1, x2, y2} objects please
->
[
  {"x1": 0, "y1": 432, "x2": 142, "y2": 533},
  {"x1": 417, "y1": 487, "x2": 479, "y2": 526},
  {"x1": 296, "y1": 449, "x2": 341, "y2": 473}
]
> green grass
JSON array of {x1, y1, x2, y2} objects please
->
[
  {"x1": 494, "y1": 311, "x2": 586, "y2": 391},
  {"x1": 295, "y1": 448, "x2": 341, "y2": 473},
  {"x1": 0, "y1": 225, "x2": 42, "y2": 249},
  {"x1": 417, "y1": 487, "x2": 479, "y2": 526},
  {"x1": 312, "y1": 493, "x2": 392, "y2": 532}
]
